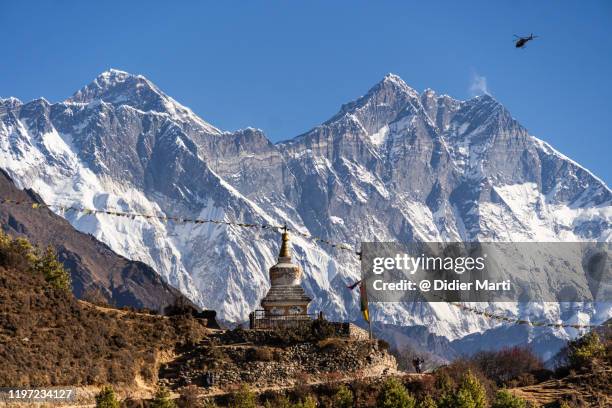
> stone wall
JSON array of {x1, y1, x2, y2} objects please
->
[
  {"x1": 249, "y1": 316, "x2": 370, "y2": 341},
  {"x1": 327, "y1": 322, "x2": 370, "y2": 340},
  {"x1": 160, "y1": 330, "x2": 397, "y2": 389}
]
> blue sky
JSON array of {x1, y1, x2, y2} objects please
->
[{"x1": 1, "y1": 1, "x2": 610, "y2": 184}]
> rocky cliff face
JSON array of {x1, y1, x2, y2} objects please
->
[{"x1": 0, "y1": 70, "x2": 609, "y2": 347}]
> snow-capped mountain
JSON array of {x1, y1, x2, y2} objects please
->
[{"x1": 0, "y1": 69, "x2": 610, "y2": 346}]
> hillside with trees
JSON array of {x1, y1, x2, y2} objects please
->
[{"x1": 0, "y1": 230, "x2": 208, "y2": 386}]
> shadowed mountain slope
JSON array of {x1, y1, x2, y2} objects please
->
[{"x1": 0, "y1": 169, "x2": 188, "y2": 311}]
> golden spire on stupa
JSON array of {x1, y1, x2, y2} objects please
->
[{"x1": 279, "y1": 225, "x2": 291, "y2": 259}]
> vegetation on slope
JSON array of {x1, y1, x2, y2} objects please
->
[
  {"x1": 0, "y1": 231, "x2": 208, "y2": 387},
  {"x1": 0, "y1": 231, "x2": 71, "y2": 291},
  {"x1": 177, "y1": 329, "x2": 609, "y2": 407}
]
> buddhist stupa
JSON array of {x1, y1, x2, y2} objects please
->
[{"x1": 260, "y1": 229, "x2": 311, "y2": 316}]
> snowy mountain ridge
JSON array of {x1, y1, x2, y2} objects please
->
[{"x1": 0, "y1": 70, "x2": 610, "y2": 347}]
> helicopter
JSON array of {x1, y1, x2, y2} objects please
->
[{"x1": 514, "y1": 34, "x2": 538, "y2": 49}]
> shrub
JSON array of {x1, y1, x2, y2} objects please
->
[
  {"x1": 333, "y1": 385, "x2": 354, "y2": 408},
  {"x1": 151, "y1": 387, "x2": 176, "y2": 408},
  {"x1": 491, "y1": 390, "x2": 527, "y2": 408},
  {"x1": 151, "y1": 386, "x2": 177, "y2": 408},
  {"x1": 295, "y1": 395, "x2": 317, "y2": 408},
  {"x1": 178, "y1": 385, "x2": 202, "y2": 408},
  {"x1": 291, "y1": 374, "x2": 312, "y2": 403},
  {"x1": 253, "y1": 346, "x2": 274, "y2": 361},
  {"x1": 377, "y1": 377, "x2": 416, "y2": 408},
  {"x1": 454, "y1": 370, "x2": 487, "y2": 408},
  {"x1": 263, "y1": 395, "x2": 291, "y2": 408},
  {"x1": 509, "y1": 373, "x2": 537, "y2": 388},
  {"x1": 432, "y1": 360, "x2": 495, "y2": 405},
  {"x1": 418, "y1": 395, "x2": 437, "y2": 408},
  {"x1": 433, "y1": 372, "x2": 455, "y2": 408},
  {"x1": 470, "y1": 347, "x2": 543, "y2": 387},
  {"x1": 229, "y1": 385, "x2": 257, "y2": 408},
  {"x1": 201, "y1": 400, "x2": 219, "y2": 408},
  {"x1": 378, "y1": 339, "x2": 390, "y2": 350},
  {"x1": 455, "y1": 388, "x2": 476, "y2": 408},
  {"x1": 262, "y1": 395, "x2": 317, "y2": 408},
  {"x1": 567, "y1": 332, "x2": 605, "y2": 370},
  {"x1": 95, "y1": 386, "x2": 120, "y2": 408},
  {"x1": 0, "y1": 234, "x2": 35, "y2": 270}
]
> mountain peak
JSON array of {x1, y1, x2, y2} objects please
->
[
  {"x1": 375, "y1": 73, "x2": 418, "y2": 97},
  {"x1": 472, "y1": 93, "x2": 495, "y2": 102},
  {"x1": 466, "y1": 93, "x2": 504, "y2": 113},
  {"x1": 98, "y1": 68, "x2": 130, "y2": 79},
  {"x1": 382, "y1": 72, "x2": 404, "y2": 83},
  {"x1": 67, "y1": 70, "x2": 221, "y2": 135},
  {"x1": 93, "y1": 68, "x2": 149, "y2": 88},
  {"x1": 0, "y1": 96, "x2": 23, "y2": 108},
  {"x1": 68, "y1": 69, "x2": 160, "y2": 105}
]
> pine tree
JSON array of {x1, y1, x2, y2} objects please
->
[
  {"x1": 567, "y1": 331, "x2": 605, "y2": 369},
  {"x1": 491, "y1": 390, "x2": 527, "y2": 408},
  {"x1": 376, "y1": 377, "x2": 416, "y2": 408},
  {"x1": 295, "y1": 395, "x2": 317, "y2": 408},
  {"x1": 13, "y1": 236, "x2": 35, "y2": 260},
  {"x1": 151, "y1": 386, "x2": 177, "y2": 408},
  {"x1": 0, "y1": 232, "x2": 70, "y2": 290},
  {"x1": 454, "y1": 388, "x2": 476, "y2": 408},
  {"x1": 95, "y1": 386, "x2": 120, "y2": 408},
  {"x1": 333, "y1": 385, "x2": 354, "y2": 408},
  {"x1": 453, "y1": 370, "x2": 487, "y2": 408},
  {"x1": 36, "y1": 246, "x2": 71, "y2": 291},
  {"x1": 264, "y1": 395, "x2": 290, "y2": 408},
  {"x1": 229, "y1": 385, "x2": 257, "y2": 408},
  {"x1": 418, "y1": 395, "x2": 437, "y2": 408},
  {"x1": 434, "y1": 372, "x2": 456, "y2": 408}
]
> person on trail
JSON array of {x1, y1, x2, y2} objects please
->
[{"x1": 412, "y1": 357, "x2": 424, "y2": 373}]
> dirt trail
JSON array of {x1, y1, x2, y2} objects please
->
[{"x1": 76, "y1": 300, "x2": 167, "y2": 318}]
